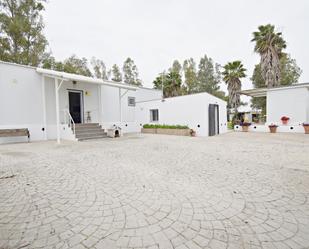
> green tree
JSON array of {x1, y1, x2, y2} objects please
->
[
  {"x1": 169, "y1": 60, "x2": 182, "y2": 75},
  {"x1": 42, "y1": 55, "x2": 64, "y2": 71},
  {"x1": 122, "y1": 57, "x2": 141, "y2": 86},
  {"x1": 280, "y1": 53, "x2": 302, "y2": 85},
  {"x1": 251, "y1": 54, "x2": 302, "y2": 114},
  {"x1": 0, "y1": 0, "x2": 48, "y2": 66},
  {"x1": 153, "y1": 71, "x2": 182, "y2": 98},
  {"x1": 111, "y1": 64, "x2": 122, "y2": 82},
  {"x1": 197, "y1": 55, "x2": 221, "y2": 95},
  {"x1": 91, "y1": 57, "x2": 109, "y2": 80},
  {"x1": 183, "y1": 58, "x2": 198, "y2": 94},
  {"x1": 61, "y1": 55, "x2": 92, "y2": 77},
  {"x1": 252, "y1": 24, "x2": 286, "y2": 88},
  {"x1": 222, "y1": 61, "x2": 247, "y2": 117}
]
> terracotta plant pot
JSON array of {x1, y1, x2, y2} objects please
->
[
  {"x1": 282, "y1": 120, "x2": 288, "y2": 125},
  {"x1": 242, "y1": 126, "x2": 249, "y2": 132},
  {"x1": 269, "y1": 126, "x2": 277, "y2": 133},
  {"x1": 303, "y1": 125, "x2": 309, "y2": 134}
]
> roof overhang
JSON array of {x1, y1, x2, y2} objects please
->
[
  {"x1": 239, "y1": 88, "x2": 267, "y2": 97},
  {"x1": 36, "y1": 67, "x2": 138, "y2": 90},
  {"x1": 240, "y1": 82, "x2": 309, "y2": 97}
]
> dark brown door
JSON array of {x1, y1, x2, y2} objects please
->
[
  {"x1": 209, "y1": 104, "x2": 219, "y2": 136},
  {"x1": 69, "y1": 92, "x2": 82, "y2": 123}
]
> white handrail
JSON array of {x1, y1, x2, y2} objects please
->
[{"x1": 63, "y1": 109, "x2": 75, "y2": 134}]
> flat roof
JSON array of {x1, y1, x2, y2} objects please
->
[
  {"x1": 240, "y1": 82, "x2": 309, "y2": 97},
  {"x1": 36, "y1": 68, "x2": 138, "y2": 90},
  {"x1": 0, "y1": 60, "x2": 138, "y2": 90}
]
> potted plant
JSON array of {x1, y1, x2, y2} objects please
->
[
  {"x1": 268, "y1": 124, "x2": 278, "y2": 133},
  {"x1": 281, "y1": 116, "x2": 290, "y2": 125},
  {"x1": 241, "y1": 122, "x2": 251, "y2": 132},
  {"x1": 303, "y1": 123, "x2": 309, "y2": 134},
  {"x1": 190, "y1": 129, "x2": 196, "y2": 137}
]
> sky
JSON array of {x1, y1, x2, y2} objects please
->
[{"x1": 43, "y1": 0, "x2": 309, "y2": 92}]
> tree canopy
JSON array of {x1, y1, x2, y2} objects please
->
[
  {"x1": 123, "y1": 57, "x2": 142, "y2": 86},
  {"x1": 153, "y1": 55, "x2": 226, "y2": 100},
  {"x1": 222, "y1": 61, "x2": 247, "y2": 115},
  {"x1": 252, "y1": 24, "x2": 287, "y2": 88},
  {"x1": 0, "y1": 0, "x2": 48, "y2": 66}
]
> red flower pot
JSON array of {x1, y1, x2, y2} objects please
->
[
  {"x1": 282, "y1": 119, "x2": 288, "y2": 125},
  {"x1": 269, "y1": 126, "x2": 278, "y2": 133}
]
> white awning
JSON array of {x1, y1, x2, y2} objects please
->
[
  {"x1": 240, "y1": 82, "x2": 309, "y2": 97},
  {"x1": 239, "y1": 88, "x2": 267, "y2": 97},
  {"x1": 36, "y1": 67, "x2": 138, "y2": 90}
]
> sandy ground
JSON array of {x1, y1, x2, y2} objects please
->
[{"x1": 0, "y1": 132, "x2": 309, "y2": 249}]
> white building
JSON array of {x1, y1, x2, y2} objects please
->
[
  {"x1": 237, "y1": 83, "x2": 309, "y2": 133},
  {"x1": 0, "y1": 61, "x2": 227, "y2": 143},
  {"x1": 136, "y1": 93, "x2": 227, "y2": 137}
]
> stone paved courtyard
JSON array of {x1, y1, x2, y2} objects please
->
[{"x1": 0, "y1": 132, "x2": 309, "y2": 249}]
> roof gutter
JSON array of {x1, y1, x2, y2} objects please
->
[{"x1": 36, "y1": 67, "x2": 138, "y2": 90}]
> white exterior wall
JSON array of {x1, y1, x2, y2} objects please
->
[
  {"x1": 267, "y1": 87, "x2": 309, "y2": 125},
  {"x1": 0, "y1": 63, "x2": 46, "y2": 142},
  {"x1": 100, "y1": 86, "x2": 162, "y2": 133},
  {"x1": 136, "y1": 92, "x2": 227, "y2": 137}
]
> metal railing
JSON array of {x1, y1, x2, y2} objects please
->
[{"x1": 63, "y1": 109, "x2": 75, "y2": 135}]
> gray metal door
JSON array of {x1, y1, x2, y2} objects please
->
[{"x1": 209, "y1": 104, "x2": 219, "y2": 136}]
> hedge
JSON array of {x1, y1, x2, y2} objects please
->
[{"x1": 143, "y1": 124, "x2": 189, "y2": 129}]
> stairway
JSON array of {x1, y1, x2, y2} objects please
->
[{"x1": 74, "y1": 123, "x2": 107, "y2": 141}]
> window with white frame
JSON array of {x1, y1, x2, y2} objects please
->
[
  {"x1": 150, "y1": 109, "x2": 159, "y2": 122},
  {"x1": 128, "y1": 97, "x2": 136, "y2": 106}
]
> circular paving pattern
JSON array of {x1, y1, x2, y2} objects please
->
[{"x1": 0, "y1": 132, "x2": 309, "y2": 249}]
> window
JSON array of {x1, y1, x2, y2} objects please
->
[
  {"x1": 128, "y1": 97, "x2": 135, "y2": 106},
  {"x1": 150, "y1": 109, "x2": 159, "y2": 122}
]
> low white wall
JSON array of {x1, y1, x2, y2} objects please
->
[
  {"x1": 136, "y1": 92, "x2": 227, "y2": 137},
  {"x1": 267, "y1": 87, "x2": 309, "y2": 124},
  {"x1": 234, "y1": 124, "x2": 305, "y2": 133}
]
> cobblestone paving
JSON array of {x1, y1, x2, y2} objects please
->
[{"x1": 0, "y1": 132, "x2": 309, "y2": 249}]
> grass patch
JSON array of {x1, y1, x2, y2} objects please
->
[{"x1": 143, "y1": 124, "x2": 189, "y2": 129}]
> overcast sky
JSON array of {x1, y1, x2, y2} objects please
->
[{"x1": 43, "y1": 0, "x2": 309, "y2": 91}]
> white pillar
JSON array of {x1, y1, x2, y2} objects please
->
[
  {"x1": 41, "y1": 76, "x2": 47, "y2": 140},
  {"x1": 98, "y1": 84, "x2": 102, "y2": 124},
  {"x1": 119, "y1": 88, "x2": 122, "y2": 123},
  {"x1": 55, "y1": 78, "x2": 61, "y2": 144}
]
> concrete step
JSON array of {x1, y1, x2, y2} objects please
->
[
  {"x1": 75, "y1": 127, "x2": 104, "y2": 132},
  {"x1": 73, "y1": 123, "x2": 107, "y2": 141},
  {"x1": 77, "y1": 134, "x2": 108, "y2": 141},
  {"x1": 75, "y1": 123, "x2": 100, "y2": 127},
  {"x1": 75, "y1": 130, "x2": 107, "y2": 137}
]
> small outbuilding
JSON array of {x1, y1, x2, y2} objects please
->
[
  {"x1": 239, "y1": 82, "x2": 309, "y2": 133},
  {"x1": 136, "y1": 92, "x2": 227, "y2": 137}
]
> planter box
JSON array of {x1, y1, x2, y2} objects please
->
[
  {"x1": 157, "y1": 128, "x2": 191, "y2": 136},
  {"x1": 141, "y1": 128, "x2": 157, "y2": 134},
  {"x1": 142, "y1": 128, "x2": 191, "y2": 136},
  {"x1": 303, "y1": 125, "x2": 309, "y2": 134}
]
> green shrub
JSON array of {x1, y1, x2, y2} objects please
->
[
  {"x1": 227, "y1": 121, "x2": 234, "y2": 130},
  {"x1": 143, "y1": 124, "x2": 189, "y2": 129}
]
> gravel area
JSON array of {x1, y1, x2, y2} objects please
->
[{"x1": 0, "y1": 132, "x2": 309, "y2": 249}]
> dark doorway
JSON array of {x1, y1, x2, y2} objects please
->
[
  {"x1": 69, "y1": 91, "x2": 83, "y2": 123},
  {"x1": 209, "y1": 104, "x2": 219, "y2": 136}
]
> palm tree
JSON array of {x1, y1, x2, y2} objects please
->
[
  {"x1": 252, "y1": 24, "x2": 286, "y2": 88},
  {"x1": 222, "y1": 61, "x2": 246, "y2": 118}
]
